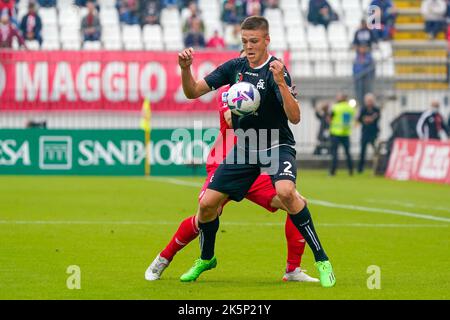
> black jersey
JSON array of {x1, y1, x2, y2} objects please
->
[{"x1": 204, "y1": 56, "x2": 296, "y2": 151}]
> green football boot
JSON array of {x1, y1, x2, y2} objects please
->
[
  {"x1": 315, "y1": 260, "x2": 336, "y2": 288},
  {"x1": 180, "y1": 256, "x2": 217, "y2": 282}
]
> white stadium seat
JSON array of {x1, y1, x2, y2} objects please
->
[
  {"x1": 122, "y1": 25, "x2": 143, "y2": 50},
  {"x1": 83, "y1": 41, "x2": 102, "y2": 50},
  {"x1": 39, "y1": 7, "x2": 58, "y2": 26}
]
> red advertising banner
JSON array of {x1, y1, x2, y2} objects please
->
[
  {"x1": 386, "y1": 138, "x2": 450, "y2": 185},
  {"x1": 0, "y1": 50, "x2": 290, "y2": 112}
]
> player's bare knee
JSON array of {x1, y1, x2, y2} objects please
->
[
  {"x1": 198, "y1": 197, "x2": 219, "y2": 220},
  {"x1": 276, "y1": 185, "x2": 297, "y2": 204}
]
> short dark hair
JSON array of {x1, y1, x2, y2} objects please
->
[{"x1": 241, "y1": 16, "x2": 269, "y2": 33}]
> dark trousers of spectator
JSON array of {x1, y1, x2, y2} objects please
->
[
  {"x1": 425, "y1": 21, "x2": 445, "y2": 38},
  {"x1": 38, "y1": 0, "x2": 56, "y2": 7},
  {"x1": 84, "y1": 32, "x2": 100, "y2": 42},
  {"x1": 358, "y1": 134, "x2": 376, "y2": 173},
  {"x1": 354, "y1": 74, "x2": 374, "y2": 108},
  {"x1": 329, "y1": 135, "x2": 353, "y2": 176}
]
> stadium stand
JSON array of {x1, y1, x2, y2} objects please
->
[{"x1": 1, "y1": 0, "x2": 449, "y2": 157}]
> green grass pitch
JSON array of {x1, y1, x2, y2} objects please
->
[{"x1": 0, "y1": 171, "x2": 449, "y2": 300}]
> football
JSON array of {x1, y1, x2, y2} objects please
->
[{"x1": 225, "y1": 81, "x2": 261, "y2": 116}]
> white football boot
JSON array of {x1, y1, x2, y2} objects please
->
[
  {"x1": 282, "y1": 267, "x2": 320, "y2": 282},
  {"x1": 145, "y1": 254, "x2": 170, "y2": 281}
]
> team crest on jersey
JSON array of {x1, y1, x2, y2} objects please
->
[
  {"x1": 235, "y1": 73, "x2": 243, "y2": 83},
  {"x1": 256, "y1": 79, "x2": 265, "y2": 90}
]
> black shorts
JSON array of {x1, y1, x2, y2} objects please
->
[{"x1": 207, "y1": 145, "x2": 297, "y2": 202}]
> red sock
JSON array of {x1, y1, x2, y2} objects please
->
[
  {"x1": 285, "y1": 214, "x2": 306, "y2": 273},
  {"x1": 160, "y1": 215, "x2": 199, "y2": 261}
]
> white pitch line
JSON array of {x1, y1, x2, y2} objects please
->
[
  {"x1": 365, "y1": 199, "x2": 450, "y2": 214},
  {"x1": 147, "y1": 177, "x2": 450, "y2": 223},
  {"x1": 0, "y1": 220, "x2": 447, "y2": 228}
]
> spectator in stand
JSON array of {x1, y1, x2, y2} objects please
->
[
  {"x1": 0, "y1": 11, "x2": 26, "y2": 48},
  {"x1": 184, "y1": 16, "x2": 205, "y2": 48},
  {"x1": 222, "y1": 0, "x2": 246, "y2": 24},
  {"x1": 20, "y1": 2, "x2": 42, "y2": 47},
  {"x1": 225, "y1": 23, "x2": 241, "y2": 50},
  {"x1": 246, "y1": 0, "x2": 262, "y2": 16},
  {"x1": 38, "y1": 0, "x2": 56, "y2": 7},
  {"x1": 416, "y1": 100, "x2": 449, "y2": 140},
  {"x1": 140, "y1": 0, "x2": 161, "y2": 25},
  {"x1": 264, "y1": 0, "x2": 279, "y2": 9},
  {"x1": 353, "y1": 19, "x2": 378, "y2": 51},
  {"x1": 119, "y1": 0, "x2": 140, "y2": 25},
  {"x1": 206, "y1": 30, "x2": 225, "y2": 49},
  {"x1": 178, "y1": 0, "x2": 194, "y2": 10},
  {"x1": 307, "y1": 0, "x2": 338, "y2": 30},
  {"x1": 421, "y1": 0, "x2": 447, "y2": 39},
  {"x1": 183, "y1": 12, "x2": 204, "y2": 34},
  {"x1": 0, "y1": 0, "x2": 14, "y2": 19},
  {"x1": 357, "y1": 93, "x2": 381, "y2": 173},
  {"x1": 181, "y1": 1, "x2": 200, "y2": 27},
  {"x1": 370, "y1": 0, "x2": 397, "y2": 40},
  {"x1": 353, "y1": 45, "x2": 376, "y2": 109},
  {"x1": 81, "y1": 0, "x2": 101, "y2": 42},
  {"x1": 162, "y1": 0, "x2": 178, "y2": 9},
  {"x1": 75, "y1": 0, "x2": 87, "y2": 6}
]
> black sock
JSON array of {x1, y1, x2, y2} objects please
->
[
  {"x1": 198, "y1": 217, "x2": 219, "y2": 260},
  {"x1": 289, "y1": 206, "x2": 328, "y2": 262}
]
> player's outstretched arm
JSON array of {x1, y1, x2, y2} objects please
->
[
  {"x1": 269, "y1": 60, "x2": 301, "y2": 124},
  {"x1": 178, "y1": 47, "x2": 211, "y2": 99}
]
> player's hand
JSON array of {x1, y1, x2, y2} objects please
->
[
  {"x1": 269, "y1": 60, "x2": 287, "y2": 86},
  {"x1": 178, "y1": 47, "x2": 194, "y2": 70}
]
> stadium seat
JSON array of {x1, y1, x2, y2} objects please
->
[
  {"x1": 204, "y1": 21, "x2": 224, "y2": 41},
  {"x1": 122, "y1": 25, "x2": 143, "y2": 50},
  {"x1": 163, "y1": 26, "x2": 183, "y2": 45},
  {"x1": 99, "y1": 9, "x2": 120, "y2": 26},
  {"x1": 334, "y1": 61, "x2": 353, "y2": 76},
  {"x1": 60, "y1": 26, "x2": 81, "y2": 49},
  {"x1": 287, "y1": 26, "x2": 307, "y2": 47},
  {"x1": 280, "y1": 0, "x2": 300, "y2": 11},
  {"x1": 62, "y1": 40, "x2": 81, "y2": 50},
  {"x1": 292, "y1": 61, "x2": 313, "y2": 77},
  {"x1": 39, "y1": 7, "x2": 58, "y2": 26},
  {"x1": 161, "y1": 8, "x2": 181, "y2": 27},
  {"x1": 83, "y1": 41, "x2": 102, "y2": 50},
  {"x1": 99, "y1": 0, "x2": 117, "y2": 9},
  {"x1": 377, "y1": 58, "x2": 395, "y2": 77},
  {"x1": 307, "y1": 25, "x2": 329, "y2": 49},
  {"x1": 327, "y1": 24, "x2": 348, "y2": 45},
  {"x1": 58, "y1": 7, "x2": 80, "y2": 28},
  {"x1": 313, "y1": 61, "x2": 334, "y2": 77},
  {"x1": 269, "y1": 26, "x2": 287, "y2": 50},
  {"x1": 283, "y1": 9, "x2": 304, "y2": 27},
  {"x1": 25, "y1": 40, "x2": 40, "y2": 50},
  {"x1": 264, "y1": 8, "x2": 284, "y2": 28},
  {"x1": 57, "y1": 0, "x2": 74, "y2": 9},
  {"x1": 42, "y1": 40, "x2": 60, "y2": 50},
  {"x1": 143, "y1": 25, "x2": 164, "y2": 50},
  {"x1": 42, "y1": 24, "x2": 59, "y2": 43}
]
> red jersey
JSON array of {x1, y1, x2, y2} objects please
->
[{"x1": 205, "y1": 85, "x2": 237, "y2": 173}]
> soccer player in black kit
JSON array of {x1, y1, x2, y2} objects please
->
[{"x1": 177, "y1": 16, "x2": 336, "y2": 287}]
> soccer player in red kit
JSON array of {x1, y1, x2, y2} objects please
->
[{"x1": 145, "y1": 85, "x2": 318, "y2": 283}]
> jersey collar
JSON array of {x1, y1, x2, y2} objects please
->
[{"x1": 251, "y1": 55, "x2": 273, "y2": 70}]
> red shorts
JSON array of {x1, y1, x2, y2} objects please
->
[{"x1": 199, "y1": 168, "x2": 278, "y2": 213}]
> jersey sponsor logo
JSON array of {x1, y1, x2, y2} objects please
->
[
  {"x1": 244, "y1": 71, "x2": 259, "y2": 77},
  {"x1": 256, "y1": 79, "x2": 265, "y2": 90}
]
